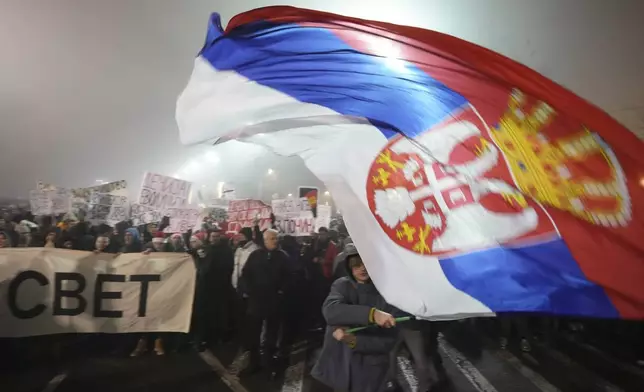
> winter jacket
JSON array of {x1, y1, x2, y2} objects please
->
[
  {"x1": 238, "y1": 248, "x2": 290, "y2": 317},
  {"x1": 312, "y1": 259, "x2": 400, "y2": 392},
  {"x1": 232, "y1": 241, "x2": 259, "y2": 290}
]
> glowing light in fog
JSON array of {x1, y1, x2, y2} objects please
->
[{"x1": 217, "y1": 182, "x2": 225, "y2": 198}]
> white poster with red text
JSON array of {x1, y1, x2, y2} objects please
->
[{"x1": 226, "y1": 199, "x2": 272, "y2": 234}]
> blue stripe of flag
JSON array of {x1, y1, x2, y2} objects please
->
[
  {"x1": 439, "y1": 238, "x2": 618, "y2": 317},
  {"x1": 200, "y1": 14, "x2": 466, "y2": 139}
]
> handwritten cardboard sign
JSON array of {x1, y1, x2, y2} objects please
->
[
  {"x1": 226, "y1": 199, "x2": 271, "y2": 234},
  {"x1": 87, "y1": 193, "x2": 129, "y2": 226},
  {"x1": 29, "y1": 189, "x2": 72, "y2": 216},
  {"x1": 271, "y1": 197, "x2": 311, "y2": 216},
  {"x1": 29, "y1": 190, "x2": 52, "y2": 216},
  {"x1": 167, "y1": 207, "x2": 201, "y2": 233},
  {"x1": 138, "y1": 173, "x2": 192, "y2": 214}
]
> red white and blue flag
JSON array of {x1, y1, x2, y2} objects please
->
[{"x1": 177, "y1": 6, "x2": 644, "y2": 319}]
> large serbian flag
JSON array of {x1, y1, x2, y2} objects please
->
[{"x1": 177, "y1": 7, "x2": 644, "y2": 319}]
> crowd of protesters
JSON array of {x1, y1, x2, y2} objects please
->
[{"x1": 1, "y1": 208, "x2": 644, "y2": 392}]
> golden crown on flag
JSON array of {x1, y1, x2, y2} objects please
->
[{"x1": 489, "y1": 89, "x2": 630, "y2": 228}]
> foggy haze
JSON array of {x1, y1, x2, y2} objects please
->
[{"x1": 1, "y1": 0, "x2": 642, "y2": 201}]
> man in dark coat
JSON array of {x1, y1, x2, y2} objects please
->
[
  {"x1": 312, "y1": 246, "x2": 400, "y2": 392},
  {"x1": 235, "y1": 229, "x2": 290, "y2": 374},
  {"x1": 188, "y1": 234, "x2": 212, "y2": 351},
  {"x1": 207, "y1": 228, "x2": 235, "y2": 344}
]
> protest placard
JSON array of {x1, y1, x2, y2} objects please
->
[
  {"x1": 86, "y1": 193, "x2": 129, "y2": 226},
  {"x1": 50, "y1": 189, "x2": 72, "y2": 215},
  {"x1": 274, "y1": 214, "x2": 315, "y2": 236},
  {"x1": 138, "y1": 172, "x2": 192, "y2": 214},
  {"x1": 71, "y1": 180, "x2": 128, "y2": 215},
  {"x1": 29, "y1": 190, "x2": 52, "y2": 216},
  {"x1": 315, "y1": 204, "x2": 332, "y2": 232},
  {"x1": 271, "y1": 197, "x2": 311, "y2": 216},
  {"x1": 130, "y1": 203, "x2": 162, "y2": 226},
  {"x1": 272, "y1": 197, "x2": 316, "y2": 236},
  {"x1": 226, "y1": 199, "x2": 272, "y2": 233},
  {"x1": 29, "y1": 188, "x2": 72, "y2": 216},
  {"x1": 36, "y1": 181, "x2": 57, "y2": 191},
  {"x1": 71, "y1": 180, "x2": 127, "y2": 200},
  {"x1": 168, "y1": 207, "x2": 201, "y2": 233}
]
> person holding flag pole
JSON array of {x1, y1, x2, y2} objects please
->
[{"x1": 311, "y1": 246, "x2": 404, "y2": 392}]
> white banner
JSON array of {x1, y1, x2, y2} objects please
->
[
  {"x1": 138, "y1": 172, "x2": 192, "y2": 214},
  {"x1": 0, "y1": 249, "x2": 195, "y2": 337}
]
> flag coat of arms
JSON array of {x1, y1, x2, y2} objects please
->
[{"x1": 177, "y1": 6, "x2": 644, "y2": 319}]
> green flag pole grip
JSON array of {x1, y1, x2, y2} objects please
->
[{"x1": 345, "y1": 316, "x2": 413, "y2": 334}]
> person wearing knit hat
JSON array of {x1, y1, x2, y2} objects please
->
[
  {"x1": 189, "y1": 231, "x2": 207, "y2": 250},
  {"x1": 151, "y1": 232, "x2": 166, "y2": 252}
]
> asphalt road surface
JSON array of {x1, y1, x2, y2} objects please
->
[{"x1": 3, "y1": 322, "x2": 644, "y2": 392}]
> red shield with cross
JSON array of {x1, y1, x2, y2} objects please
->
[{"x1": 366, "y1": 104, "x2": 556, "y2": 257}]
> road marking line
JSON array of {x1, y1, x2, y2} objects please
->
[
  {"x1": 281, "y1": 361, "x2": 305, "y2": 392},
  {"x1": 199, "y1": 350, "x2": 249, "y2": 392},
  {"x1": 533, "y1": 341, "x2": 623, "y2": 392},
  {"x1": 397, "y1": 355, "x2": 419, "y2": 392},
  {"x1": 438, "y1": 334, "x2": 498, "y2": 392},
  {"x1": 42, "y1": 373, "x2": 67, "y2": 392}
]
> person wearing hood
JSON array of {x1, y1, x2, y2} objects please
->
[
  {"x1": 332, "y1": 238, "x2": 354, "y2": 281},
  {"x1": 229, "y1": 229, "x2": 290, "y2": 376},
  {"x1": 120, "y1": 227, "x2": 142, "y2": 253},
  {"x1": 311, "y1": 246, "x2": 400, "y2": 392}
]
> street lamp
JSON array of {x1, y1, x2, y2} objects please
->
[
  {"x1": 324, "y1": 191, "x2": 330, "y2": 196},
  {"x1": 267, "y1": 168, "x2": 274, "y2": 175}
]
